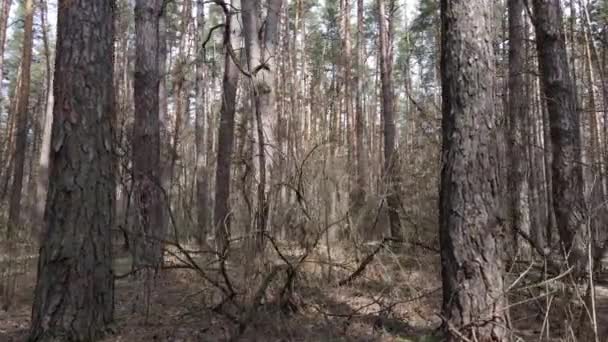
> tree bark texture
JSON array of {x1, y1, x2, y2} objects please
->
[
  {"x1": 533, "y1": 0, "x2": 586, "y2": 266},
  {"x1": 439, "y1": 0, "x2": 509, "y2": 340},
  {"x1": 28, "y1": 1, "x2": 115, "y2": 340}
]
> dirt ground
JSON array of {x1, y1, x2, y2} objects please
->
[
  {"x1": 0, "y1": 245, "x2": 442, "y2": 342},
  {"x1": 2, "y1": 245, "x2": 608, "y2": 341}
]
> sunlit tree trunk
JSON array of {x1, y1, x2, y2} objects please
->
[
  {"x1": 35, "y1": 0, "x2": 54, "y2": 234},
  {"x1": 439, "y1": 0, "x2": 509, "y2": 340}
]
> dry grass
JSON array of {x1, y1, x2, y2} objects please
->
[{"x1": 3, "y1": 242, "x2": 608, "y2": 341}]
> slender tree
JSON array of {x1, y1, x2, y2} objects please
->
[
  {"x1": 195, "y1": 0, "x2": 210, "y2": 244},
  {"x1": 439, "y1": 0, "x2": 509, "y2": 340},
  {"x1": 378, "y1": 0, "x2": 403, "y2": 241},
  {"x1": 507, "y1": 0, "x2": 532, "y2": 253},
  {"x1": 214, "y1": 0, "x2": 240, "y2": 252},
  {"x1": 28, "y1": 1, "x2": 115, "y2": 339},
  {"x1": 132, "y1": 0, "x2": 164, "y2": 270},
  {"x1": 2, "y1": 0, "x2": 34, "y2": 309}
]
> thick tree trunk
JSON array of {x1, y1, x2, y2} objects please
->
[
  {"x1": 377, "y1": 0, "x2": 402, "y2": 241},
  {"x1": 28, "y1": 1, "x2": 115, "y2": 339},
  {"x1": 132, "y1": 0, "x2": 164, "y2": 270},
  {"x1": 533, "y1": 0, "x2": 586, "y2": 268},
  {"x1": 439, "y1": 0, "x2": 509, "y2": 340},
  {"x1": 507, "y1": 0, "x2": 532, "y2": 256},
  {"x1": 214, "y1": 0, "x2": 240, "y2": 252}
]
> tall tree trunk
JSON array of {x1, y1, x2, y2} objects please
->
[
  {"x1": 133, "y1": 0, "x2": 164, "y2": 270},
  {"x1": 377, "y1": 0, "x2": 402, "y2": 241},
  {"x1": 241, "y1": 0, "x2": 284, "y2": 249},
  {"x1": 28, "y1": 1, "x2": 115, "y2": 339},
  {"x1": 214, "y1": 0, "x2": 240, "y2": 252},
  {"x1": 439, "y1": 0, "x2": 508, "y2": 340},
  {"x1": 507, "y1": 0, "x2": 532, "y2": 255},
  {"x1": 353, "y1": 0, "x2": 366, "y2": 208},
  {"x1": 35, "y1": 0, "x2": 54, "y2": 234},
  {"x1": 2, "y1": 0, "x2": 34, "y2": 309},
  {"x1": 195, "y1": 0, "x2": 209, "y2": 245},
  {"x1": 7, "y1": 0, "x2": 34, "y2": 239},
  {"x1": 533, "y1": 0, "x2": 586, "y2": 269}
]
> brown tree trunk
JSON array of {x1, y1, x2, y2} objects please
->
[
  {"x1": 7, "y1": 0, "x2": 34, "y2": 239},
  {"x1": 2, "y1": 0, "x2": 34, "y2": 309},
  {"x1": 214, "y1": 0, "x2": 240, "y2": 252},
  {"x1": 439, "y1": 0, "x2": 509, "y2": 340},
  {"x1": 132, "y1": 0, "x2": 164, "y2": 270},
  {"x1": 28, "y1": 1, "x2": 115, "y2": 339},
  {"x1": 377, "y1": 0, "x2": 402, "y2": 241},
  {"x1": 507, "y1": 0, "x2": 532, "y2": 256},
  {"x1": 533, "y1": 0, "x2": 586, "y2": 268}
]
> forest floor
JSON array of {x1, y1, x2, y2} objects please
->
[{"x1": 2, "y1": 242, "x2": 608, "y2": 341}]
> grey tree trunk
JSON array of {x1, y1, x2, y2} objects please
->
[
  {"x1": 353, "y1": 0, "x2": 366, "y2": 208},
  {"x1": 439, "y1": 0, "x2": 509, "y2": 340},
  {"x1": 35, "y1": 0, "x2": 54, "y2": 234},
  {"x1": 28, "y1": 1, "x2": 115, "y2": 339},
  {"x1": 507, "y1": 0, "x2": 532, "y2": 256},
  {"x1": 533, "y1": 0, "x2": 586, "y2": 268},
  {"x1": 241, "y1": 0, "x2": 284, "y2": 248},
  {"x1": 132, "y1": 0, "x2": 164, "y2": 270},
  {"x1": 195, "y1": 0, "x2": 210, "y2": 245},
  {"x1": 214, "y1": 0, "x2": 241, "y2": 252}
]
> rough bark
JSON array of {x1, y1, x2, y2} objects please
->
[
  {"x1": 28, "y1": 1, "x2": 115, "y2": 339},
  {"x1": 377, "y1": 0, "x2": 402, "y2": 241},
  {"x1": 214, "y1": 0, "x2": 240, "y2": 252},
  {"x1": 533, "y1": 0, "x2": 586, "y2": 267},
  {"x1": 439, "y1": 0, "x2": 509, "y2": 340},
  {"x1": 507, "y1": 0, "x2": 532, "y2": 256},
  {"x1": 132, "y1": 0, "x2": 164, "y2": 270}
]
